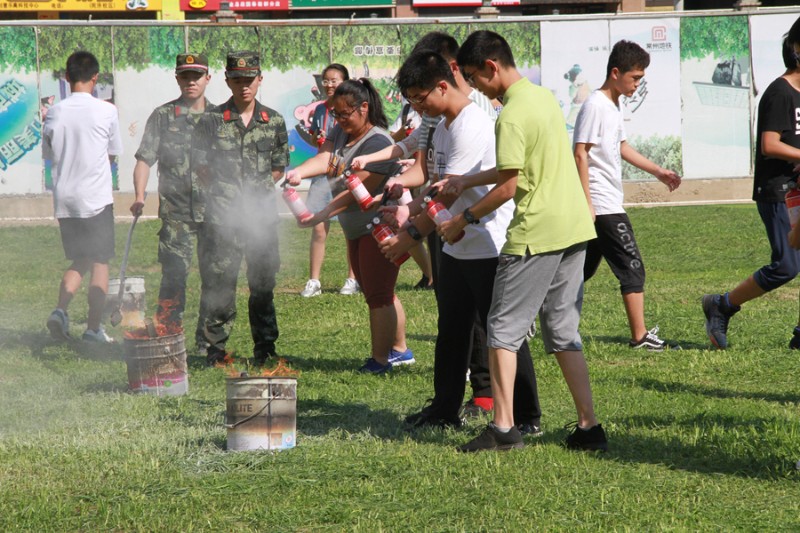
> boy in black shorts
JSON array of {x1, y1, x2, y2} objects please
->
[{"x1": 573, "y1": 40, "x2": 681, "y2": 351}]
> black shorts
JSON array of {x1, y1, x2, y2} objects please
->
[
  {"x1": 58, "y1": 204, "x2": 115, "y2": 263},
  {"x1": 583, "y1": 212, "x2": 645, "y2": 294}
]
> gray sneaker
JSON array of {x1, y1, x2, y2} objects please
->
[
  {"x1": 82, "y1": 326, "x2": 114, "y2": 344},
  {"x1": 47, "y1": 309, "x2": 70, "y2": 340},
  {"x1": 339, "y1": 278, "x2": 360, "y2": 295}
]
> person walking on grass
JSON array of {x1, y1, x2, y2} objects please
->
[
  {"x1": 45, "y1": 51, "x2": 123, "y2": 344},
  {"x1": 299, "y1": 63, "x2": 361, "y2": 299},
  {"x1": 573, "y1": 40, "x2": 682, "y2": 352},
  {"x1": 194, "y1": 51, "x2": 290, "y2": 367},
  {"x1": 285, "y1": 79, "x2": 411, "y2": 374},
  {"x1": 379, "y1": 49, "x2": 542, "y2": 433},
  {"x1": 703, "y1": 19, "x2": 800, "y2": 350},
  {"x1": 130, "y1": 53, "x2": 213, "y2": 354},
  {"x1": 436, "y1": 30, "x2": 607, "y2": 452}
]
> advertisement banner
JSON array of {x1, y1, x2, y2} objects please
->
[
  {"x1": 0, "y1": 0, "x2": 161, "y2": 10},
  {"x1": 0, "y1": 27, "x2": 41, "y2": 195},
  {"x1": 610, "y1": 18, "x2": 682, "y2": 180},
  {"x1": 291, "y1": 0, "x2": 393, "y2": 7},
  {"x1": 540, "y1": 19, "x2": 609, "y2": 132},
  {"x1": 181, "y1": 0, "x2": 287, "y2": 11},
  {"x1": 413, "y1": 0, "x2": 482, "y2": 6},
  {"x1": 679, "y1": 15, "x2": 751, "y2": 179}
]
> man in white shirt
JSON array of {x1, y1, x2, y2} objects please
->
[
  {"x1": 44, "y1": 51, "x2": 123, "y2": 343},
  {"x1": 573, "y1": 40, "x2": 681, "y2": 351},
  {"x1": 380, "y1": 50, "x2": 541, "y2": 433}
]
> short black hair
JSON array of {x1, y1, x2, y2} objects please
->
[
  {"x1": 784, "y1": 16, "x2": 800, "y2": 69},
  {"x1": 457, "y1": 30, "x2": 516, "y2": 70},
  {"x1": 606, "y1": 40, "x2": 650, "y2": 79},
  {"x1": 396, "y1": 50, "x2": 456, "y2": 96},
  {"x1": 66, "y1": 51, "x2": 100, "y2": 83},
  {"x1": 411, "y1": 31, "x2": 459, "y2": 62},
  {"x1": 782, "y1": 36, "x2": 795, "y2": 69}
]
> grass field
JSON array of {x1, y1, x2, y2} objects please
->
[{"x1": 1, "y1": 204, "x2": 799, "y2": 531}]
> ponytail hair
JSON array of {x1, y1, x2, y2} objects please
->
[{"x1": 334, "y1": 78, "x2": 388, "y2": 130}]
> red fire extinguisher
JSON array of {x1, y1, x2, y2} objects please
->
[
  {"x1": 344, "y1": 169, "x2": 374, "y2": 212},
  {"x1": 787, "y1": 178, "x2": 800, "y2": 228},
  {"x1": 423, "y1": 190, "x2": 465, "y2": 243},
  {"x1": 367, "y1": 216, "x2": 410, "y2": 266},
  {"x1": 282, "y1": 183, "x2": 314, "y2": 224}
]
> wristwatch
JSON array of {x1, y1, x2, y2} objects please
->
[
  {"x1": 407, "y1": 223, "x2": 423, "y2": 241},
  {"x1": 463, "y1": 208, "x2": 480, "y2": 225}
]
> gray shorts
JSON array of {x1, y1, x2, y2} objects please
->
[
  {"x1": 306, "y1": 175, "x2": 333, "y2": 214},
  {"x1": 487, "y1": 243, "x2": 586, "y2": 354}
]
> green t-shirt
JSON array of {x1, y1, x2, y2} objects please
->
[{"x1": 496, "y1": 78, "x2": 596, "y2": 255}]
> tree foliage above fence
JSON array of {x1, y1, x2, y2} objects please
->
[
  {"x1": 38, "y1": 26, "x2": 114, "y2": 84},
  {"x1": 113, "y1": 26, "x2": 185, "y2": 72},
  {"x1": 0, "y1": 27, "x2": 36, "y2": 73},
  {"x1": 680, "y1": 16, "x2": 749, "y2": 62}
]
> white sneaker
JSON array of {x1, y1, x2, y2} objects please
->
[
  {"x1": 300, "y1": 279, "x2": 322, "y2": 298},
  {"x1": 339, "y1": 278, "x2": 360, "y2": 295},
  {"x1": 47, "y1": 308, "x2": 70, "y2": 340},
  {"x1": 82, "y1": 326, "x2": 114, "y2": 344}
]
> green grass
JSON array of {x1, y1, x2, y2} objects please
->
[{"x1": 1, "y1": 204, "x2": 799, "y2": 531}]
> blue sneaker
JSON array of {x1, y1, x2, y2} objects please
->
[
  {"x1": 359, "y1": 357, "x2": 392, "y2": 375},
  {"x1": 388, "y1": 347, "x2": 415, "y2": 366}
]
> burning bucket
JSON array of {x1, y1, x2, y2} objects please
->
[
  {"x1": 105, "y1": 277, "x2": 146, "y2": 328},
  {"x1": 225, "y1": 376, "x2": 297, "y2": 452},
  {"x1": 123, "y1": 332, "x2": 189, "y2": 396}
]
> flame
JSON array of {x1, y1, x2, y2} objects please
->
[
  {"x1": 260, "y1": 358, "x2": 300, "y2": 378},
  {"x1": 123, "y1": 298, "x2": 185, "y2": 339}
]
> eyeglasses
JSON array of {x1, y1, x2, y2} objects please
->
[
  {"x1": 406, "y1": 88, "x2": 434, "y2": 106},
  {"x1": 330, "y1": 107, "x2": 359, "y2": 120},
  {"x1": 321, "y1": 79, "x2": 342, "y2": 87},
  {"x1": 462, "y1": 69, "x2": 477, "y2": 87}
]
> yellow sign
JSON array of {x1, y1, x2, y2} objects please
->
[{"x1": 0, "y1": 0, "x2": 162, "y2": 10}]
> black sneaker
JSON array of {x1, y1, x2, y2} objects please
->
[
  {"x1": 629, "y1": 326, "x2": 681, "y2": 351},
  {"x1": 702, "y1": 294, "x2": 739, "y2": 349},
  {"x1": 405, "y1": 409, "x2": 463, "y2": 430},
  {"x1": 564, "y1": 422, "x2": 608, "y2": 452},
  {"x1": 517, "y1": 423, "x2": 543, "y2": 437},
  {"x1": 458, "y1": 423, "x2": 524, "y2": 452},
  {"x1": 790, "y1": 327, "x2": 800, "y2": 350},
  {"x1": 253, "y1": 349, "x2": 277, "y2": 366},
  {"x1": 413, "y1": 275, "x2": 433, "y2": 291}
]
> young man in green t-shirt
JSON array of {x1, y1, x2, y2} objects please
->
[{"x1": 437, "y1": 30, "x2": 607, "y2": 452}]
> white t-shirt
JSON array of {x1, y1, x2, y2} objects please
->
[
  {"x1": 389, "y1": 99, "x2": 422, "y2": 135},
  {"x1": 431, "y1": 102, "x2": 512, "y2": 260},
  {"x1": 43, "y1": 92, "x2": 123, "y2": 219},
  {"x1": 572, "y1": 89, "x2": 626, "y2": 215}
]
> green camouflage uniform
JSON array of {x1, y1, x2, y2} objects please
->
[
  {"x1": 195, "y1": 73, "x2": 290, "y2": 362},
  {"x1": 135, "y1": 95, "x2": 212, "y2": 344}
]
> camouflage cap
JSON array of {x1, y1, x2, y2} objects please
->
[
  {"x1": 176, "y1": 53, "x2": 209, "y2": 74},
  {"x1": 226, "y1": 51, "x2": 261, "y2": 78}
]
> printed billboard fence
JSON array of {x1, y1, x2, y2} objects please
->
[{"x1": 0, "y1": 14, "x2": 790, "y2": 196}]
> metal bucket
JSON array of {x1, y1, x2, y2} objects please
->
[
  {"x1": 123, "y1": 332, "x2": 188, "y2": 396},
  {"x1": 225, "y1": 376, "x2": 297, "y2": 452},
  {"x1": 104, "y1": 276, "x2": 146, "y2": 328}
]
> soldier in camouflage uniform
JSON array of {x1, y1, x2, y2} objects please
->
[
  {"x1": 194, "y1": 51, "x2": 290, "y2": 366},
  {"x1": 131, "y1": 53, "x2": 213, "y2": 351}
]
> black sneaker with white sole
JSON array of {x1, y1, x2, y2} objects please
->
[{"x1": 629, "y1": 326, "x2": 680, "y2": 351}]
